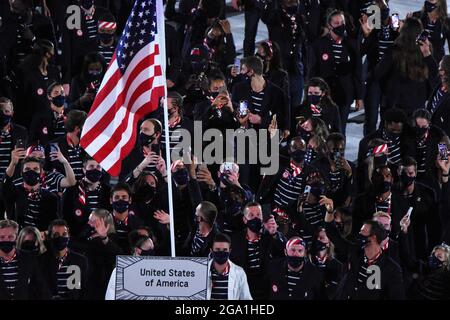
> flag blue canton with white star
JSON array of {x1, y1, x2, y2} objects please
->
[{"x1": 116, "y1": 0, "x2": 158, "y2": 73}]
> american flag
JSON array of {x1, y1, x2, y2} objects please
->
[{"x1": 80, "y1": 0, "x2": 165, "y2": 176}]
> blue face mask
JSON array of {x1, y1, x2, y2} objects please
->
[
  {"x1": 424, "y1": 0, "x2": 437, "y2": 12},
  {"x1": 0, "y1": 113, "x2": 12, "y2": 127},
  {"x1": 246, "y1": 218, "x2": 262, "y2": 234},
  {"x1": 289, "y1": 149, "x2": 306, "y2": 163},
  {"x1": 309, "y1": 184, "x2": 325, "y2": 198}
]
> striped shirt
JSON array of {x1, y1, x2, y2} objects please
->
[
  {"x1": 424, "y1": 19, "x2": 436, "y2": 40},
  {"x1": 250, "y1": 90, "x2": 264, "y2": 115},
  {"x1": 67, "y1": 145, "x2": 84, "y2": 180},
  {"x1": 430, "y1": 87, "x2": 446, "y2": 115},
  {"x1": 24, "y1": 194, "x2": 41, "y2": 228},
  {"x1": 378, "y1": 26, "x2": 394, "y2": 62},
  {"x1": 0, "y1": 254, "x2": 19, "y2": 299},
  {"x1": 357, "y1": 252, "x2": 381, "y2": 287},
  {"x1": 331, "y1": 42, "x2": 343, "y2": 64},
  {"x1": 13, "y1": 171, "x2": 65, "y2": 194},
  {"x1": 85, "y1": 17, "x2": 97, "y2": 39},
  {"x1": 55, "y1": 254, "x2": 70, "y2": 298},
  {"x1": 273, "y1": 167, "x2": 306, "y2": 208},
  {"x1": 360, "y1": 1, "x2": 375, "y2": 15},
  {"x1": 303, "y1": 202, "x2": 325, "y2": 229},
  {"x1": 190, "y1": 231, "x2": 207, "y2": 256},
  {"x1": 416, "y1": 135, "x2": 428, "y2": 175},
  {"x1": 382, "y1": 129, "x2": 401, "y2": 164},
  {"x1": 53, "y1": 114, "x2": 66, "y2": 138},
  {"x1": 98, "y1": 44, "x2": 115, "y2": 65},
  {"x1": 247, "y1": 240, "x2": 261, "y2": 272},
  {"x1": 329, "y1": 170, "x2": 344, "y2": 192},
  {"x1": 287, "y1": 268, "x2": 302, "y2": 297},
  {"x1": 161, "y1": 124, "x2": 183, "y2": 155},
  {"x1": 85, "y1": 184, "x2": 103, "y2": 212},
  {"x1": 210, "y1": 266, "x2": 229, "y2": 300},
  {"x1": 0, "y1": 130, "x2": 12, "y2": 178}
]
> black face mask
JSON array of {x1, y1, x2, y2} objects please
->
[
  {"x1": 401, "y1": 172, "x2": 416, "y2": 187},
  {"x1": 85, "y1": 169, "x2": 103, "y2": 183},
  {"x1": 0, "y1": 113, "x2": 12, "y2": 127},
  {"x1": 290, "y1": 149, "x2": 306, "y2": 163},
  {"x1": 212, "y1": 250, "x2": 230, "y2": 265},
  {"x1": 332, "y1": 24, "x2": 347, "y2": 38},
  {"x1": 98, "y1": 33, "x2": 114, "y2": 44},
  {"x1": 307, "y1": 94, "x2": 321, "y2": 106},
  {"x1": 246, "y1": 218, "x2": 262, "y2": 234},
  {"x1": 314, "y1": 239, "x2": 328, "y2": 252},
  {"x1": 206, "y1": 36, "x2": 220, "y2": 48},
  {"x1": 297, "y1": 127, "x2": 312, "y2": 143},
  {"x1": 87, "y1": 70, "x2": 103, "y2": 81},
  {"x1": 112, "y1": 200, "x2": 130, "y2": 213},
  {"x1": 374, "y1": 154, "x2": 388, "y2": 168},
  {"x1": 376, "y1": 180, "x2": 392, "y2": 194},
  {"x1": 428, "y1": 254, "x2": 443, "y2": 269},
  {"x1": 285, "y1": 5, "x2": 297, "y2": 15},
  {"x1": 191, "y1": 61, "x2": 207, "y2": 75},
  {"x1": 173, "y1": 169, "x2": 189, "y2": 185},
  {"x1": 424, "y1": 0, "x2": 437, "y2": 12},
  {"x1": 0, "y1": 241, "x2": 16, "y2": 254},
  {"x1": 310, "y1": 184, "x2": 325, "y2": 198},
  {"x1": 287, "y1": 255, "x2": 304, "y2": 268},
  {"x1": 138, "y1": 184, "x2": 156, "y2": 201},
  {"x1": 415, "y1": 126, "x2": 428, "y2": 137},
  {"x1": 52, "y1": 95, "x2": 66, "y2": 108},
  {"x1": 386, "y1": 130, "x2": 400, "y2": 141},
  {"x1": 23, "y1": 170, "x2": 40, "y2": 187},
  {"x1": 139, "y1": 132, "x2": 155, "y2": 148},
  {"x1": 21, "y1": 240, "x2": 38, "y2": 252},
  {"x1": 358, "y1": 234, "x2": 370, "y2": 249},
  {"x1": 51, "y1": 236, "x2": 69, "y2": 251},
  {"x1": 139, "y1": 248, "x2": 154, "y2": 256}
]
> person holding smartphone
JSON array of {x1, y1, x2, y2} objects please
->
[
  {"x1": 359, "y1": 1, "x2": 400, "y2": 135},
  {"x1": 120, "y1": 118, "x2": 165, "y2": 183},
  {"x1": 0, "y1": 97, "x2": 28, "y2": 179}
]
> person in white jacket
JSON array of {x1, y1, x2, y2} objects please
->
[{"x1": 207, "y1": 233, "x2": 253, "y2": 300}]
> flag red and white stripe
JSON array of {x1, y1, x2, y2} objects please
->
[{"x1": 80, "y1": 0, "x2": 165, "y2": 176}]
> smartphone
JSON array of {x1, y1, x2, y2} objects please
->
[
  {"x1": 438, "y1": 143, "x2": 449, "y2": 161},
  {"x1": 15, "y1": 139, "x2": 25, "y2": 149},
  {"x1": 406, "y1": 207, "x2": 413, "y2": 219},
  {"x1": 234, "y1": 57, "x2": 241, "y2": 72},
  {"x1": 302, "y1": 185, "x2": 311, "y2": 202},
  {"x1": 391, "y1": 13, "x2": 399, "y2": 28},
  {"x1": 416, "y1": 30, "x2": 429, "y2": 45},
  {"x1": 239, "y1": 100, "x2": 248, "y2": 117},
  {"x1": 50, "y1": 143, "x2": 59, "y2": 153},
  {"x1": 151, "y1": 143, "x2": 160, "y2": 155}
]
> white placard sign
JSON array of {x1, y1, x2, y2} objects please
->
[{"x1": 115, "y1": 256, "x2": 209, "y2": 300}]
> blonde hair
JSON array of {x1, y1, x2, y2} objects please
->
[
  {"x1": 373, "y1": 211, "x2": 392, "y2": 222},
  {"x1": 17, "y1": 227, "x2": 47, "y2": 254},
  {"x1": 0, "y1": 220, "x2": 19, "y2": 234},
  {"x1": 92, "y1": 209, "x2": 116, "y2": 234},
  {"x1": 432, "y1": 244, "x2": 450, "y2": 271}
]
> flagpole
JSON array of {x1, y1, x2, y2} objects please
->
[{"x1": 156, "y1": 0, "x2": 176, "y2": 257}]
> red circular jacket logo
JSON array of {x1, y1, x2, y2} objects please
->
[
  {"x1": 322, "y1": 53, "x2": 329, "y2": 61},
  {"x1": 282, "y1": 170, "x2": 290, "y2": 179},
  {"x1": 42, "y1": 127, "x2": 48, "y2": 135},
  {"x1": 77, "y1": 30, "x2": 83, "y2": 37},
  {"x1": 272, "y1": 285, "x2": 278, "y2": 293},
  {"x1": 37, "y1": 88, "x2": 44, "y2": 95},
  {"x1": 75, "y1": 209, "x2": 83, "y2": 217}
]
